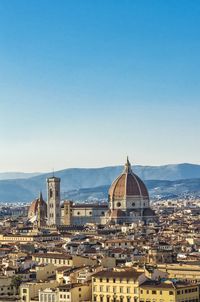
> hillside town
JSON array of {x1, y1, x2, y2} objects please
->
[{"x1": 0, "y1": 160, "x2": 200, "y2": 302}]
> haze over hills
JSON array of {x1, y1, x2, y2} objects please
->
[
  {"x1": 63, "y1": 178, "x2": 200, "y2": 202},
  {"x1": 0, "y1": 163, "x2": 200, "y2": 202},
  {"x1": 0, "y1": 172, "x2": 41, "y2": 180}
]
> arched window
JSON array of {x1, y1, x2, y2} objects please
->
[{"x1": 49, "y1": 189, "x2": 53, "y2": 198}]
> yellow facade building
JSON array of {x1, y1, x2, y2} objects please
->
[
  {"x1": 20, "y1": 280, "x2": 58, "y2": 302},
  {"x1": 32, "y1": 253, "x2": 73, "y2": 267},
  {"x1": 139, "y1": 280, "x2": 199, "y2": 302},
  {"x1": 92, "y1": 269, "x2": 200, "y2": 302},
  {"x1": 33, "y1": 253, "x2": 97, "y2": 268},
  {"x1": 92, "y1": 269, "x2": 146, "y2": 302},
  {"x1": 158, "y1": 264, "x2": 200, "y2": 283}
]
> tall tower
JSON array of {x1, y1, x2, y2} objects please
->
[
  {"x1": 47, "y1": 176, "x2": 61, "y2": 226},
  {"x1": 37, "y1": 192, "x2": 42, "y2": 229}
]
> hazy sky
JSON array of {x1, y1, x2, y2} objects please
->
[{"x1": 0, "y1": 1, "x2": 200, "y2": 172}]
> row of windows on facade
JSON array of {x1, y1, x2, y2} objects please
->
[
  {"x1": 40, "y1": 294, "x2": 56, "y2": 302},
  {"x1": 141, "y1": 288, "x2": 198, "y2": 295},
  {"x1": 116, "y1": 202, "x2": 147, "y2": 207},
  {"x1": 74, "y1": 211, "x2": 105, "y2": 216},
  {"x1": 140, "y1": 300, "x2": 198, "y2": 302},
  {"x1": 141, "y1": 290, "x2": 174, "y2": 295},
  {"x1": 93, "y1": 278, "x2": 135, "y2": 283},
  {"x1": 0, "y1": 287, "x2": 14, "y2": 291},
  {"x1": 60, "y1": 288, "x2": 82, "y2": 292},
  {"x1": 94, "y1": 295, "x2": 135, "y2": 302},
  {"x1": 36, "y1": 257, "x2": 71, "y2": 265},
  {"x1": 93, "y1": 286, "x2": 137, "y2": 294},
  {"x1": 105, "y1": 242, "x2": 131, "y2": 246},
  {"x1": 93, "y1": 296, "x2": 196, "y2": 302},
  {"x1": 94, "y1": 287, "x2": 198, "y2": 296}
]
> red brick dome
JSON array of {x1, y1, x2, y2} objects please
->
[
  {"x1": 28, "y1": 193, "x2": 47, "y2": 220},
  {"x1": 108, "y1": 158, "x2": 149, "y2": 200}
]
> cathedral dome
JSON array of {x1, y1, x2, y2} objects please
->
[
  {"x1": 28, "y1": 193, "x2": 47, "y2": 220},
  {"x1": 108, "y1": 158, "x2": 149, "y2": 201}
]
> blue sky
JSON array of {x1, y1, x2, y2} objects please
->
[{"x1": 0, "y1": 1, "x2": 200, "y2": 172}]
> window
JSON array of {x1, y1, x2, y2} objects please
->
[
  {"x1": 107, "y1": 297, "x2": 110, "y2": 302},
  {"x1": 113, "y1": 278, "x2": 116, "y2": 283},
  {"x1": 140, "y1": 290, "x2": 143, "y2": 294},
  {"x1": 120, "y1": 298, "x2": 123, "y2": 302},
  {"x1": 169, "y1": 291, "x2": 174, "y2": 295},
  {"x1": 160, "y1": 291, "x2": 162, "y2": 295},
  {"x1": 117, "y1": 202, "x2": 121, "y2": 207},
  {"x1": 50, "y1": 189, "x2": 53, "y2": 198},
  {"x1": 79, "y1": 288, "x2": 82, "y2": 291},
  {"x1": 132, "y1": 202, "x2": 135, "y2": 207},
  {"x1": 77, "y1": 212, "x2": 80, "y2": 215},
  {"x1": 120, "y1": 287, "x2": 123, "y2": 293},
  {"x1": 127, "y1": 297, "x2": 130, "y2": 302},
  {"x1": 127, "y1": 287, "x2": 130, "y2": 294},
  {"x1": 152, "y1": 290, "x2": 156, "y2": 295},
  {"x1": 100, "y1": 297, "x2": 103, "y2": 302}
]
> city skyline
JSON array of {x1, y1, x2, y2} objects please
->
[{"x1": 1, "y1": 1, "x2": 200, "y2": 172}]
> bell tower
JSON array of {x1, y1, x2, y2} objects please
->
[{"x1": 47, "y1": 176, "x2": 61, "y2": 226}]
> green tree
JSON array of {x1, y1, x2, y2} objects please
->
[{"x1": 11, "y1": 275, "x2": 22, "y2": 294}]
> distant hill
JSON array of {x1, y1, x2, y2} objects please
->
[
  {"x1": 62, "y1": 178, "x2": 200, "y2": 201},
  {"x1": 0, "y1": 172, "x2": 41, "y2": 180},
  {"x1": 0, "y1": 163, "x2": 200, "y2": 202}
]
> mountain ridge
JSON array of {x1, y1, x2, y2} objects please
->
[{"x1": 0, "y1": 163, "x2": 200, "y2": 202}]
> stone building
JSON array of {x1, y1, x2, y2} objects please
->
[
  {"x1": 61, "y1": 201, "x2": 107, "y2": 225},
  {"x1": 104, "y1": 157, "x2": 155, "y2": 224},
  {"x1": 28, "y1": 192, "x2": 47, "y2": 227},
  {"x1": 61, "y1": 158, "x2": 155, "y2": 226},
  {"x1": 47, "y1": 176, "x2": 61, "y2": 226},
  {"x1": 28, "y1": 158, "x2": 155, "y2": 226}
]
